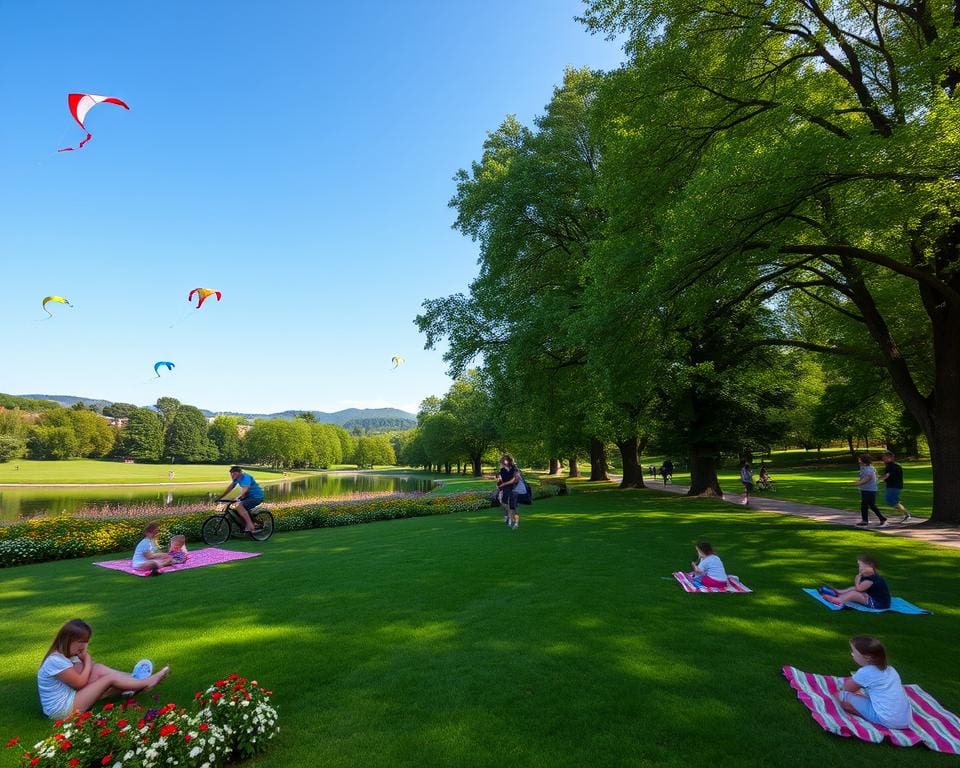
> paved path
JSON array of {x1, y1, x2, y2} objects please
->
[{"x1": 644, "y1": 479, "x2": 960, "y2": 550}]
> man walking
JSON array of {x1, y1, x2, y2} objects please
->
[{"x1": 880, "y1": 450, "x2": 911, "y2": 523}]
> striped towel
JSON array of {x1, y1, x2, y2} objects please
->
[
  {"x1": 782, "y1": 666, "x2": 960, "y2": 754},
  {"x1": 672, "y1": 571, "x2": 752, "y2": 593},
  {"x1": 803, "y1": 589, "x2": 932, "y2": 614}
]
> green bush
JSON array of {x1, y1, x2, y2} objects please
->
[{"x1": 0, "y1": 492, "x2": 493, "y2": 568}]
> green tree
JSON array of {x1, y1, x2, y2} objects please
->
[
  {"x1": 582, "y1": 0, "x2": 960, "y2": 521},
  {"x1": 208, "y1": 416, "x2": 242, "y2": 463},
  {"x1": 67, "y1": 409, "x2": 116, "y2": 458},
  {"x1": 27, "y1": 426, "x2": 78, "y2": 459},
  {"x1": 119, "y1": 408, "x2": 165, "y2": 462},
  {"x1": 167, "y1": 406, "x2": 217, "y2": 462},
  {"x1": 102, "y1": 402, "x2": 139, "y2": 420}
]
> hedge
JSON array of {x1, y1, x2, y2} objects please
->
[{"x1": 0, "y1": 485, "x2": 561, "y2": 568}]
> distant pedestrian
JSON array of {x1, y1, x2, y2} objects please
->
[
  {"x1": 739, "y1": 461, "x2": 753, "y2": 506},
  {"x1": 662, "y1": 459, "x2": 673, "y2": 485},
  {"x1": 851, "y1": 455, "x2": 888, "y2": 528},
  {"x1": 880, "y1": 450, "x2": 911, "y2": 523},
  {"x1": 497, "y1": 454, "x2": 520, "y2": 529}
]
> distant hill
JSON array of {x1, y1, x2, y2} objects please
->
[{"x1": 16, "y1": 394, "x2": 416, "y2": 427}]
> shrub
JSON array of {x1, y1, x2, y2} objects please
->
[{"x1": 0, "y1": 492, "x2": 493, "y2": 568}]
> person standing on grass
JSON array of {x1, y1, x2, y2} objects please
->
[
  {"x1": 880, "y1": 450, "x2": 911, "y2": 523},
  {"x1": 851, "y1": 455, "x2": 888, "y2": 528},
  {"x1": 739, "y1": 461, "x2": 753, "y2": 506},
  {"x1": 497, "y1": 454, "x2": 520, "y2": 529}
]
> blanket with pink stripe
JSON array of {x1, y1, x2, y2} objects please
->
[
  {"x1": 782, "y1": 666, "x2": 960, "y2": 754},
  {"x1": 672, "y1": 571, "x2": 752, "y2": 593},
  {"x1": 94, "y1": 547, "x2": 261, "y2": 576}
]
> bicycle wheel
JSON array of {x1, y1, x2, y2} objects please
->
[
  {"x1": 250, "y1": 510, "x2": 274, "y2": 542},
  {"x1": 201, "y1": 515, "x2": 231, "y2": 545}
]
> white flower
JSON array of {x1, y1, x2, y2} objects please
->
[{"x1": 189, "y1": 746, "x2": 202, "y2": 758}]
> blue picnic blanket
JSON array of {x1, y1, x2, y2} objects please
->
[{"x1": 803, "y1": 588, "x2": 931, "y2": 615}]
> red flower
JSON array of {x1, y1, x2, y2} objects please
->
[
  {"x1": 54, "y1": 734, "x2": 65, "y2": 741},
  {"x1": 184, "y1": 734, "x2": 192, "y2": 742},
  {"x1": 99, "y1": 728, "x2": 111, "y2": 737},
  {"x1": 60, "y1": 740, "x2": 72, "y2": 750},
  {"x1": 137, "y1": 719, "x2": 146, "y2": 729},
  {"x1": 228, "y1": 673, "x2": 239, "y2": 680},
  {"x1": 194, "y1": 692, "x2": 202, "y2": 699},
  {"x1": 102, "y1": 703, "x2": 114, "y2": 711},
  {"x1": 53, "y1": 720, "x2": 65, "y2": 728},
  {"x1": 159, "y1": 724, "x2": 177, "y2": 737},
  {"x1": 101, "y1": 754, "x2": 113, "y2": 765},
  {"x1": 211, "y1": 692, "x2": 223, "y2": 701},
  {"x1": 215, "y1": 680, "x2": 227, "y2": 688},
  {"x1": 30, "y1": 758, "x2": 40, "y2": 767},
  {"x1": 96, "y1": 719, "x2": 106, "y2": 726},
  {"x1": 6, "y1": 737, "x2": 19, "y2": 748},
  {"x1": 69, "y1": 760, "x2": 80, "y2": 767},
  {"x1": 116, "y1": 719, "x2": 128, "y2": 729},
  {"x1": 199, "y1": 723, "x2": 209, "y2": 732}
]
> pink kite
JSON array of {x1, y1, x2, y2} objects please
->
[
  {"x1": 58, "y1": 93, "x2": 130, "y2": 152},
  {"x1": 188, "y1": 288, "x2": 223, "y2": 309}
]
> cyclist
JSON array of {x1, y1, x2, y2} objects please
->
[{"x1": 219, "y1": 465, "x2": 265, "y2": 535}]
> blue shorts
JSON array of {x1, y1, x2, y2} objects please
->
[
  {"x1": 240, "y1": 497, "x2": 263, "y2": 511},
  {"x1": 842, "y1": 691, "x2": 881, "y2": 723},
  {"x1": 885, "y1": 488, "x2": 902, "y2": 507}
]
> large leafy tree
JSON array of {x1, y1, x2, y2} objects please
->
[
  {"x1": 119, "y1": 408, "x2": 164, "y2": 462},
  {"x1": 582, "y1": 0, "x2": 960, "y2": 522}
]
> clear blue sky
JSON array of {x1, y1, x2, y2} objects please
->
[{"x1": 0, "y1": 1, "x2": 623, "y2": 415}]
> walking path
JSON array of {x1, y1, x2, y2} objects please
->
[{"x1": 645, "y1": 479, "x2": 960, "y2": 550}]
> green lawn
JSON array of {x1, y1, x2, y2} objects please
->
[
  {"x1": 0, "y1": 460, "x2": 308, "y2": 485},
  {"x1": 1, "y1": 487, "x2": 957, "y2": 767}
]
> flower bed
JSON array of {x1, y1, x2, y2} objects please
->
[
  {"x1": 0, "y1": 492, "x2": 495, "y2": 568},
  {"x1": 6, "y1": 674, "x2": 278, "y2": 768}
]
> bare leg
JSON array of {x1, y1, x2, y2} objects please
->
[
  {"x1": 73, "y1": 666, "x2": 169, "y2": 713},
  {"x1": 235, "y1": 502, "x2": 256, "y2": 532}
]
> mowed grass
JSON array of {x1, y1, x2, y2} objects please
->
[
  {"x1": 0, "y1": 460, "x2": 305, "y2": 485},
  {"x1": 1, "y1": 488, "x2": 958, "y2": 768}
]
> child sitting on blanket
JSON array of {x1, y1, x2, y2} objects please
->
[
  {"x1": 819, "y1": 555, "x2": 891, "y2": 610},
  {"x1": 690, "y1": 542, "x2": 728, "y2": 589},
  {"x1": 838, "y1": 635, "x2": 912, "y2": 729},
  {"x1": 167, "y1": 534, "x2": 189, "y2": 564},
  {"x1": 131, "y1": 522, "x2": 173, "y2": 575}
]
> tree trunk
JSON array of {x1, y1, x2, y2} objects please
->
[
  {"x1": 549, "y1": 458, "x2": 560, "y2": 475},
  {"x1": 445, "y1": 463, "x2": 451, "y2": 474},
  {"x1": 847, "y1": 434, "x2": 855, "y2": 457},
  {"x1": 589, "y1": 438, "x2": 609, "y2": 481},
  {"x1": 568, "y1": 456, "x2": 580, "y2": 478},
  {"x1": 615, "y1": 437, "x2": 645, "y2": 488},
  {"x1": 686, "y1": 449, "x2": 722, "y2": 496},
  {"x1": 470, "y1": 454, "x2": 482, "y2": 477}
]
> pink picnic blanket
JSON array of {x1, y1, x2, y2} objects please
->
[
  {"x1": 94, "y1": 547, "x2": 261, "y2": 576},
  {"x1": 783, "y1": 665, "x2": 960, "y2": 754},
  {"x1": 672, "y1": 571, "x2": 752, "y2": 593}
]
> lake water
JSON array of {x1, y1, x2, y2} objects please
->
[{"x1": 0, "y1": 472, "x2": 435, "y2": 522}]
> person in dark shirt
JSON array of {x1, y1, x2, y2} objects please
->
[
  {"x1": 880, "y1": 450, "x2": 911, "y2": 523},
  {"x1": 820, "y1": 555, "x2": 891, "y2": 610},
  {"x1": 496, "y1": 454, "x2": 520, "y2": 529},
  {"x1": 662, "y1": 459, "x2": 673, "y2": 485}
]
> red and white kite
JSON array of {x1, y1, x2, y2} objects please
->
[
  {"x1": 188, "y1": 288, "x2": 223, "y2": 309},
  {"x1": 58, "y1": 93, "x2": 129, "y2": 152}
]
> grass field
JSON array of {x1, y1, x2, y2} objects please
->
[
  {"x1": 1, "y1": 486, "x2": 957, "y2": 767},
  {"x1": 0, "y1": 460, "x2": 308, "y2": 485}
]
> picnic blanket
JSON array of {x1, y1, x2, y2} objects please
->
[
  {"x1": 782, "y1": 665, "x2": 960, "y2": 754},
  {"x1": 672, "y1": 571, "x2": 752, "y2": 593},
  {"x1": 803, "y1": 588, "x2": 931, "y2": 615},
  {"x1": 94, "y1": 547, "x2": 261, "y2": 576}
]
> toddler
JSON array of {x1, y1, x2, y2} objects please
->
[
  {"x1": 690, "y1": 542, "x2": 728, "y2": 589},
  {"x1": 168, "y1": 534, "x2": 189, "y2": 564}
]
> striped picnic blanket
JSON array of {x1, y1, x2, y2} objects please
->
[
  {"x1": 782, "y1": 666, "x2": 960, "y2": 754},
  {"x1": 672, "y1": 571, "x2": 752, "y2": 593}
]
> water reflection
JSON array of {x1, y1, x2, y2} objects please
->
[{"x1": 0, "y1": 472, "x2": 435, "y2": 522}]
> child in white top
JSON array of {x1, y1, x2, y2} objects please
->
[
  {"x1": 167, "y1": 534, "x2": 189, "y2": 564},
  {"x1": 132, "y1": 521, "x2": 173, "y2": 574},
  {"x1": 37, "y1": 619, "x2": 170, "y2": 719},
  {"x1": 739, "y1": 462, "x2": 753, "y2": 506},
  {"x1": 838, "y1": 635, "x2": 912, "y2": 729},
  {"x1": 690, "y1": 542, "x2": 729, "y2": 588}
]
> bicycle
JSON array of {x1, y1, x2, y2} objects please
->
[
  {"x1": 201, "y1": 499, "x2": 274, "y2": 545},
  {"x1": 756, "y1": 477, "x2": 777, "y2": 493}
]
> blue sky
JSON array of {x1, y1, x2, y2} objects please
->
[{"x1": 0, "y1": 1, "x2": 623, "y2": 415}]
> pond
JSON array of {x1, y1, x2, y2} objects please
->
[{"x1": 0, "y1": 472, "x2": 435, "y2": 522}]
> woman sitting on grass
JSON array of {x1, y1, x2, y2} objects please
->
[
  {"x1": 819, "y1": 555, "x2": 891, "y2": 610},
  {"x1": 37, "y1": 619, "x2": 169, "y2": 719}
]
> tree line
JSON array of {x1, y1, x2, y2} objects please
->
[
  {"x1": 415, "y1": 1, "x2": 960, "y2": 524},
  {"x1": 0, "y1": 398, "x2": 396, "y2": 469}
]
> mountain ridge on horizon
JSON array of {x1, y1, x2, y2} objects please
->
[{"x1": 15, "y1": 393, "x2": 417, "y2": 426}]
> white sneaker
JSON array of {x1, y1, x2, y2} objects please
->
[
  {"x1": 901, "y1": 513, "x2": 912, "y2": 523},
  {"x1": 877, "y1": 521, "x2": 889, "y2": 528}
]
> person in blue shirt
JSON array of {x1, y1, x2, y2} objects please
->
[{"x1": 220, "y1": 466, "x2": 265, "y2": 534}]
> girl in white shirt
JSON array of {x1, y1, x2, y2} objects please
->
[
  {"x1": 691, "y1": 542, "x2": 729, "y2": 589},
  {"x1": 37, "y1": 619, "x2": 170, "y2": 719},
  {"x1": 838, "y1": 635, "x2": 912, "y2": 729}
]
